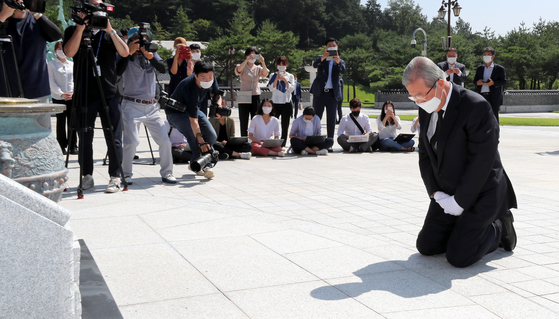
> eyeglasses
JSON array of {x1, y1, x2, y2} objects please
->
[{"x1": 408, "y1": 80, "x2": 437, "y2": 102}]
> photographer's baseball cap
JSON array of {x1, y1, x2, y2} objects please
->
[{"x1": 127, "y1": 27, "x2": 153, "y2": 42}]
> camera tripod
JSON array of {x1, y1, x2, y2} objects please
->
[
  {"x1": 65, "y1": 26, "x2": 128, "y2": 198},
  {"x1": 0, "y1": 24, "x2": 25, "y2": 97}
]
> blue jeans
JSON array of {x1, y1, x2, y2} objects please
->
[
  {"x1": 379, "y1": 138, "x2": 415, "y2": 151},
  {"x1": 166, "y1": 110, "x2": 217, "y2": 160}
]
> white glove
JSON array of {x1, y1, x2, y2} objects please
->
[
  {"x1": 433, "y1": 191, "x2": 451, "y2": 201},
  {"x1": 435, "y1": 193, "x2": 464, "y2": 216}
]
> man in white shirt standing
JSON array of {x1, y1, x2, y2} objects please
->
[
  {"x1": 337, "y1": 98, "x2": 378, "y2": 153},
  {"x1": 437, "y1": 47, "x2": 467, "y2": 87},
  {"x1": 48, "y1": 41, "x2": 77, "y2": 155}
]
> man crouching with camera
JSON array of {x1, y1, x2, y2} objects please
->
[
  {"x1": 63, "y1": 0, "x2": 129, "y2": 193},
  {"x1": 165, "y1": 61, "x2": 221, "y2": 179},
  {"x1": 117, "y1": 25, "x2": 176, "y2": 185}
]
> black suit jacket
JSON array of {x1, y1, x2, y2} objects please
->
[
  {"x1": 437, "y1": 61, "x2": 467, "y2": 86},
  {"x1": 473, "y1": 63, "x2": 507, "y2": 106},
  {"x1": 310, "y1": 56, "x2": 346, "y2": 101},
  {"x1": 419, "y1": 84, "x2": 516, "y2": 225}
]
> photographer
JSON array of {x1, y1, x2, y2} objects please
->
[
  {"x1": 0, "y1": 0, "x2": 62, "y2": 130},
  {"x1": 167, "y1": 37, "x2": 188, "y2": 95},
  {"x1": 118, "y1": 26, "x2": 176, "y2": 185},
  {"x1": 166, "y1": 61, "x2": 221, "y2": 179},
  {"x1": 63, "y1": 0, "x2": 129, "y2": 193}
]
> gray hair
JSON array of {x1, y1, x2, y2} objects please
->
[{"x1": 402, "y1": 56, "x2": 445, "y2": 87}]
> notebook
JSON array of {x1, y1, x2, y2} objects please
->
[
  {"x1": 227, "y1": 137, "x2": 249, "y2": 146},
  {"x1": 261, "y1": 139, "x2": 284, "y2": 148},
  {"x1": 305, "y1": 135, "x2": 326, "y2": 146},
  {"x1": 393, "y1": 133, "x2": 415, "y2": 144}
]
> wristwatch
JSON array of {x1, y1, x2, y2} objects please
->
[
  {"x1": 109, "y1": 30, "x2": 117, "y2": 37},
  {"x1": 33, "y1": 12, "x2": 42, "y2": 18}
]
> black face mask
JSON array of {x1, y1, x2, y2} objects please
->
[{"x1": 351, "y1": 110, "x2": 360, "y2": 117}]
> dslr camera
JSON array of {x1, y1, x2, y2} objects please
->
[
  {"x1": 159, "y1": 89, "x2": 186, "y2": 113},
  {"x1": 4, "y1": 0, "x2": 46, "y2": 13},
  {"x1": 136, "y1": 22, "x2": 158, "y2": 53},
  {"x1": 70, "y1": 1, "x2": 114, "y2": 30},
  {"x1": 209, "y1": 90, "x2": 232, "y2": 118}
]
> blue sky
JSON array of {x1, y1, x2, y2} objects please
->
[{"x1": 370, "y1": 0, "x2": 559, "y2": 37}]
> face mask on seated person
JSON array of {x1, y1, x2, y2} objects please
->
[
  {"x1": 262, "y1": 106, "x2": 272, "y2": 114},
  {"x1": 351, "y1": 110, "x2": 360, "y2": 117}
]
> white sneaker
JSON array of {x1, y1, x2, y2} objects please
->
[
  {"x1": 277, "y1": 151, "x2": 286, "y2": 157},
  {"x1": 203, "y1": 167, "x2": 214, "y2": 179},
  {"x1": 162, "y1": 174, "x2": 177, "y2": 184},
  {"x1": 124, "y1": 176, "x2": 133, "y2": 184},
  {"x1": 105, "y1": 177, "x2": 121, "y2": 193},
  {"x1": 316, "y1": 149, "x2": 328, "y2": 155},
  {"x1": 81, "y1": 174, "x2": 94, "y2": 190},
  {"x1": 240, "y1": 152, "x2": 252, "y2": 160},
  {"x1": 300, "y1": 150, "x2": 309, "y2": 155}
]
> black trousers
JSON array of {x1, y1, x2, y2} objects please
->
[
  {"x1": 482, "y1": 94, "x2": 500, "y2": 123},
  {"x1": 416, "y1": 179, "x2": 510, "y2": 268},
  {"x1": 213, "y1": 141, "x2": 252, "y2": 157},
  {"x1": 273, "y1": 102, "x2": 293, "y2": 147},
  {"x1": 313, "y1": 90, "x2": 338, "y2": 138},
  {"x1": 53, "y1": 98, "x2": 78, "y2": 151},
  {"x1": 337, "y1": 99, "x2": 343, "y2": 122},
  {"x1": 290, "y1": 137, "x2": 334, "y2": 154},
  {"x1": 76, "y1": 97, "x2": 122, "y2": 177},
  {"x1": 238, "y1": 95, "x2": 259, "y2": 137}
]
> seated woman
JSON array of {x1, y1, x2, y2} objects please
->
[
  {"x1": 164, "y1": 120, "x2": 193, "y2": 163},
  {"x1": 289, "y1": 106, "x2": 333, "y2": 155},
  {"x1": 209, "y1": 108, "x2": 252, "y2": 160},
  {"x1": 248, "y1": 99, "x2": 285, "y2": 157},
  {"x1": 377, "y1": 101, "x2": 415, "y2": 152},
  {"x1": 337, "y1": 98, "x2": 378, "y2": 152}
]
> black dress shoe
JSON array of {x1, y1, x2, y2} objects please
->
[
  {"x1": 500, "y1": 211, "x2": 517, "y2": 251},
  {"x1": 69, "y1": 147, "x2": 79, "y2": 155},
  {"x1": 327, "y1": 147, "x2": 333, "y2": 153}
]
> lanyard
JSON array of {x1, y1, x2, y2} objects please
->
[{"x1": 95, "y1": 31, "x2": 103, "y2": 59}]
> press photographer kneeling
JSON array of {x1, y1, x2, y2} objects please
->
[{"x1": 164, "y1": 61, "x2": 221, "y2": 179}]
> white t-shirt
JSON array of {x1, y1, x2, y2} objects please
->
[
  {"x1": 377, "y1": 115, "x2": 402, "y2": 140},
  {"x1": 248, "y1": 115, "x2": 280, "y2": 141}
]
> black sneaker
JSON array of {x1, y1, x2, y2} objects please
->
[
  {"x1": 69, "y1": 146, "x2": 79, "y2": 155},
  {"x1": 499, "y1": 211, "x2": 517, "y2": 251}
]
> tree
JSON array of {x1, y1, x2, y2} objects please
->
[
  {"x1": 383, "y1": 0, "x2": 427, "y2": 36},
  {"x1": 168, "y1": 6, "x2": 196, "y2": 39},
  {"x1": 255, "y1": 20, "x2": 301, "y2": 72}
]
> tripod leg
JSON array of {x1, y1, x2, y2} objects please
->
[{"x1": 144, "y1": 125, "x2": 156, "y2": 165}]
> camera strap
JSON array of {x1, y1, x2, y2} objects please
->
[
  {"x1": 350, "y1": 114, "x2": 365, "y2": 135},
  {"x1": 93, "y1": 32, "x2": 103, "y2": 77}
]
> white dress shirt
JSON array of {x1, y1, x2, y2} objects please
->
[
  {"x1": 427, "y1": 83, "x2": 453, "y2": 142},
  {"x1": 47, "y1": 58, "x2": 74, "y2": 100},
  {"x1": 248, "y1": 115, "x2": 280, "y2": 141},
  {"x1": 268, "y1": 71, "x2": 295, "y2": 104},
  {"x1": 338, "y1": 113, "x2": 372, "y2": 136}
]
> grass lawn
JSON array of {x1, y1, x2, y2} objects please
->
[
  {"x1": 367, "y1": 115, "x2": 559, "y2": 126},
  {"x1": 340, "y1": 83, "x2": 376, "y2": 106}
]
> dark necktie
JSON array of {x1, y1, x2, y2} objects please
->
[{"x1": 430, "y1": 110, "x2": 444, "y2": 151}]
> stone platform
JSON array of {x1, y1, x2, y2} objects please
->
[{"x1": 59, "y1": 108, "x2": 559, "y2": 318}]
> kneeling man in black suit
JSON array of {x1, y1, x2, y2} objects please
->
[{"x1": 402, "y1": 56, "x2": 517, "y2": 268}]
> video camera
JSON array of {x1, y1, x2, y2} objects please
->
[
  {"x1": 209, "y1": 89, "x2": 231, "y2": 118},
  {"x1": 158, "y1": 89, "x2": 186, "y2": 113},
  {"x1": 70, "y1": 1, "x2": 114, "y2": 29},
  {"x1": 4, "y1": 0, "x2": 46, "y2": 13},
  {"x1": 135, "y1": 22, "x2": 158, "y2": 53}
]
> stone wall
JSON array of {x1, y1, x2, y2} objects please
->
[{"x1": 0, "y1": 174, "x2": 81, "y2": 319}]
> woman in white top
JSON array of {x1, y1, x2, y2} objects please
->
[
  {"x1": 377, "y1": 101, "x2": 415, "y2": 152},
  {"x1": 47, "y1": 41, "x2": 76, "y2": 155},
  {"x1": 268, "y1": 56, "x2": 295, "y2": 147},
  {"x1": 235, "y1": 47, "x2": 269, "y2": 137},
  {"x1": 248, "y1": 99, "x2": 285, "y2": 157}
]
